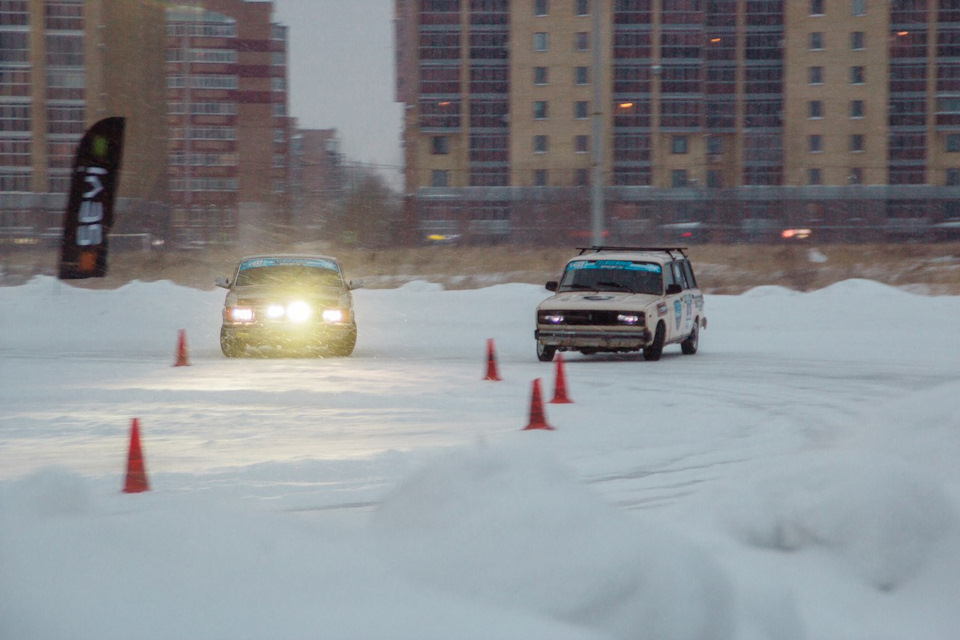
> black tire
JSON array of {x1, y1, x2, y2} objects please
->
[
  {"x1": 325, "y1": 327, "x2": 357, "y2": 357},
  {"x1": 537, "y1": 341, "x2": 557, "y2": 362},
  {"x1": 220, "y1": 327, "x2": 245, "y2": 358},
  {"x1": 681, "y1": 320, "x2": 699, "y2": 355},
  {"x1": 643, "y1": 322, "x2": 665, "y2": 361}
]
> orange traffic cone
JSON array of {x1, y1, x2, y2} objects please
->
[
  {"x1": 550, "y1": 352, "x2": 573, "y2": 404},
  {"x1": 483, "y1": 338, "x2": 501, "y2": 381},
  {"x1": 123, "y1": 418, "x2": 150, "y2": 493},
  {"x1": 522, "y1": 378, "x2": 554, "y2": 431},
  {"x1": 173, "y1": 329, "x2": 190, "y2": 366}
]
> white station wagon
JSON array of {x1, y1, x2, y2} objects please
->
[{"x1": 535, "y1": 246, "x2": 706, "y2": 361}]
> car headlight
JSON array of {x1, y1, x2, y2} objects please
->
[
  {"x1": 617, "y1": 313, "x2": 642, "y2": 325},
  {"x1": 228, "y1": 307, "x2": 254, "y2": 322},
  {"x1": 266, "y1": 304, "x2": 286, "y2": 319},
  {"x1": 539, "y1": 312, "x2": 564, "y2": 324},
  {"x1": 322, "y1": 308, "x2": 344, "y2": 323},
  {"x1": 287, "y1": 300, "x2": 312, "y2": 323}
]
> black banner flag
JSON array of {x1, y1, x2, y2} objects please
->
[{"x1": 58, "y1": 116, "x2": 126, "y2": 280}]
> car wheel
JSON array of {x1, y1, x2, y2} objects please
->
[
  {"x1": 643, "y1": 322, "x2": 665, "y2": 361},
  {"x1": 220, "y1": 328, "x2": 245, "y2": 358},
  {"x1": 537, "y1": 341, "x2": 557, "y2": 362},
  {"x1": 325, "y1": 326, "x2": 357, "y2": 357},
  {"x1": 681, "y1": 320, "x2": 699, "y2": 355}
]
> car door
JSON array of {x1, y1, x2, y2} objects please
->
[
  {"x1": 680, "y1": 259, "x2": 703, "y2": 330},
  {"x1": 665, "y1": 260, "x2": 687, "y2": 340}
]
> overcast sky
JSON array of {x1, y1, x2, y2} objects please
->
[{"x1": 271, "y1": 0, "x2": 403, "y2": 182}]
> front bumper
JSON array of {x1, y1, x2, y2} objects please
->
[
  {"x1": 536, "y1": 326, "x2": 652, "y2": 349},
  {"x1": 222, "y1": 321, "x2": 355, "y2": 347}
]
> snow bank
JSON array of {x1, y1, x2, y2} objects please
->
[{"x1": 372, "y1": 440, "x2": 737, "y2": 640}]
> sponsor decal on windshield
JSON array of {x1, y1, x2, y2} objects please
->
[
  {"x1": 566, "y1": 260, "x2": 662, "y2": 273},
  {"x1": 239, "y1": 257, "x2": 339, "y2": 272}
]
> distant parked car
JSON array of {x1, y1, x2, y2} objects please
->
[
  {"x1": 535, "y1": 246, "x2": 706, "y2": 361},
  {"x1": 215, "y1": 254, "x2": 361, "y2": 357}
]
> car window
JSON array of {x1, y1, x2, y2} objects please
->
[
  {"x1": 558, "y1": 260, "x2": 663, "y2": 295},
  {"x1": 234, "y1": 264, "x2": 342, "y2": 288},
  {"x1": 671, "y1": 262, "x2": 688, "y2": 289},
  {"x1": 681, "y1": 259, "x2": 698, "y2": 289}
]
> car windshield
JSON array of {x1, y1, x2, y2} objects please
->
[
  {"x1": 557, "y1": 260, "x2": 663, "y2": 295},
  {"x1": 234, "y1": 264, "x2": 342, "y2": 288}
]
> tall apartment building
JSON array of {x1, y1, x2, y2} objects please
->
[
  {"x1": 0, "y1": 0, "x2": 167, "y2": 239},
  {"x1": 165, "y1": 0, "x2": 291, "y2": 246},
  {"x1": 396, "y1": 0, "x2": 960, "y2": 244}
]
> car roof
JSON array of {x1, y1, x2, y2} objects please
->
[
  {"x1": 235, "y1": 253, "x2": 341, "y2": 265},
  {"x1": 569, "y1": 246, "x2": 689, "y2": 264}
]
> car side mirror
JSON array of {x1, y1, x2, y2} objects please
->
[
  {"x1": 666, "y1": 284, "x2": 682, "y2": 295},
  {"x1": 215, "y1": 277, "x2": 230, "y2": 289},
  {"x1": 545, "y1": 281, "x2": 558, "y2": 292},
  {"x1": 348, "y1": 279, "x2": 364, "y2": 290}
]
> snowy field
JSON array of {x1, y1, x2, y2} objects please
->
[{"x1": 1, "y1": 275, "x2": 959, "y2": 640}]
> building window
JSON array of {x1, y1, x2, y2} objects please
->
[
  {"x1": 575, "y1": 66, "x2": 588, "y2": 85},
  {"x1": 671, "y1": 169, "x2": 688, "y2": 187},
  {"x1": 810, "y1": 32, "x2": 824, "y2": 50},
  {"x1": 946, "y1": 134, "x2": 960, "y2": 152},
  {"x1": 534, "y1": 32, "x2": 548, "y2": 51},
  {"x1": 851, "y1": 31, "x2": 865, "y2": 50},
  {"x1": 533, "y1": 135, "x2": 548, "y2": 153},
  {"x1": 850, "y1": 134, "x2": 864, "y2": 152},
  {"x1": 809, "y1": 100, "x2": 823, "y2": 118},
  {"x1": 808, "y1": 168, "x2": 822, "y2": 185},
  {"x1": 575, "y1": 168, "x2": 589, "y2": 186},
  {"x1": 707, "y1": 169, "x2": 722, "y2": 188},
  {"x1": 431, "y1": 170, "x2": 449, "y2": 187},
  {"x1": 534, "y1": 66, "x2": 548, "y2": 85},
  {"x1": 534, "y1": 101, "x2": 548, "y2": 119},
  {"x1": 850, "y1": 66, "x2": 865, "y2": 84},
  {"x1": 852, "y1": 0, "x2": 865, "y2": 16},
  {"x1": 707, "y1": 136, "x2": 723, "y2": 155},
  {"x1": 809, "y1": 134, "x2": 823, "y2": 152},
  {"x1": 432, "y1": 136, "x2": 449, "y2": 154},
  {"x1": 575, "y1": 32, "x2": 589, "y2": 51},
  {"x1": 575, "y1": 134, "x2": 589, "y2": 153},
  {"x1": 811, "y1": 0, "x2": 824, "y2": 15},
  {"x1": 672, "y1": 135, "x2": 689, "y2": 154},
  {"x1": 574, "y1": 100, "x2": 589, "y2": 119},
  {"x1": 535, "y1": 0, "x2": 548, "y2": 16},
  {"x1": 850, "y1": 100, "x2": 864, "y2": 118},
  {"x1": 947, "y1": 169, "x2": 960, "y2": 186},
  {"x1": 849, "y1": 168, "x2": 863, "y2": 184},
  {"x1": 575, "y1": 0, "x2": 589, "y2": 16},
  {"x1": 810, "y1": 66, "x2": 824, "y2": 84},
  {"x1": 534, "y1": 169, "x2": 548, "y2": 186}
]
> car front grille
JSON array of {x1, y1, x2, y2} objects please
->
[{"x1": 540, "y1": 310, "x2": 625, "y2": 326}]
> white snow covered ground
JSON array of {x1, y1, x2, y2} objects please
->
[{"x1": 1, "y1": 275, "x2": 959, "y2": 639}]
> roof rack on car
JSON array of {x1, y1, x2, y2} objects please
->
[{"x1": 576, "y1": 246, "x2": 689, "y2": 258}]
